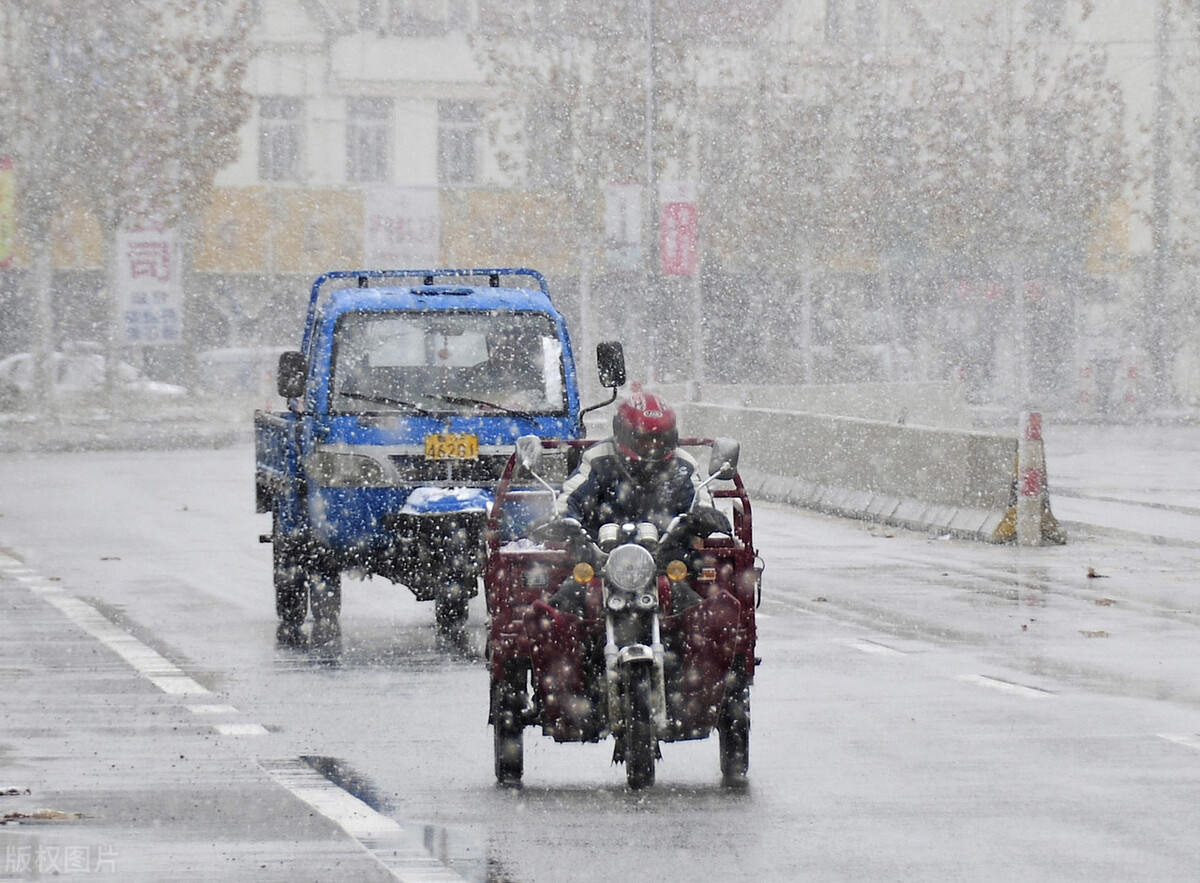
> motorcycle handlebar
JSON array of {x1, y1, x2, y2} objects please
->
[{"x1": 530, "y1": 506, "x2": 732, "y2": 568}]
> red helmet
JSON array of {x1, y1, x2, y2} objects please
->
[{"x1": 613, "y1": 391, "x2": 678, "y2": 464}]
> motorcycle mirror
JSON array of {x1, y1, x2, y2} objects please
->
[
  {"x1": 515, "y1": 434, "x2": 544, "y2": 476},
  {"x1": 708, "y1": 437, "x2": 740, "y2": 480},
  {"x1": 596, "y1": 341, "x2": 626, "y2": 389}
]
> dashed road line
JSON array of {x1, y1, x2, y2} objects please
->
[
  {"x1": 214, "y1": 723, "x2": 271, "y2": 736},
  {"x1": 262, "y1": 758, "x2": 470, "y2": 882},
  {"x1": 186, "y1": 704, "x2": 241, "y2": 715},
  {"x1": 847, "y1": 638, "x2": 904, "y2": 656},
  {"x1": 959, "y1": 674, "x2": 1056, "y2": 699},
  {"x1": 1159, "y1": 734, "x2": 1200, "y2": 752},
  {"x1": 1, "y1": 551, "x2": 213, "y2": 700}
]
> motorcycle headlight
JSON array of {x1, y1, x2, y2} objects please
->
[
  {"x1": 309, "y1": 450, "x2": 389, "y2": 487},
  {"x1": 605, "y1": 543, "x2": 655, "y2": 592}
]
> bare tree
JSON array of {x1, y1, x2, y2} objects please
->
[{"x1": 0, "y1": 0, "x2": 252, "y2": 406}]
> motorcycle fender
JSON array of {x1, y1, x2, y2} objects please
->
[
  {"x1": 616, "y1": 643, "x2": 668, "y2": 733},
  {"x1": 660, "y1": 589, "x2": 743, "y2": 735},
  {"x1": 525, "y1": 600, "x2": 603, "y2": 741},
  {"x1": 616, "y1": 644, "x2": 655, "y2": 667}
]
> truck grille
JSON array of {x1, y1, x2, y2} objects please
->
[
  {"x1": 389, "y1": 450, "x2": 569, "y2": 485},
  {"x1": 390, "y1": 454, "x2": 510, "y2": 484}
]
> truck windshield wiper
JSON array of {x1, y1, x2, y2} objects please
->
[
  {"x1": 423, "y1": 393, "x2": 536, "y2": 418},
  {"x1": 338, "y1": 390, "x2": 432, "y2": 414}
]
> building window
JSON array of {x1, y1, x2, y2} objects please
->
[
  {"x1": 1026, "y1": 0, "x2": 1065, "y2": 32},
  {"x1": 856, "y1": 0, "x2": 877, "y2": 44},
  {"x1": 438, "y1": 100, "x2": 481, "y2": 186},
  {"x1": 258, "y1": 96, "x2": 303, "y2": 182},
  {"x1": 826, "y1": 0, "x2": 843, "y2": 43},
  {"x1": 347, "y1": 97, "x2": 392, "y2": 183},
  {"x1": 827, "y1": 0, "x2": 876, "y2": 45},
  {"x1": 377, "y1": 0, "x2": 471, "y2": 35},
  {"x1": 526, "y1": 100, "x2": 571, "y2": 189},
  {"x1": 359, "y1": 0, "x2": 382, "y2": 30}
]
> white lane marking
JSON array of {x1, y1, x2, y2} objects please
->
[
  {"x1": 848, "y1": 639, "x2": 904, "y2": 656},
  {"x1": 214, "y1": 723, "x2": 270, "y2": 736},
  {"x1": 1159, "y1": 734, "x2": 1200, "y2": 751},
  {"x1": 262, "y1": 759, "x2": 470, "y2": 883},
  {"x1": 4, "y1": 554, "x2": 276, "y2": 740},
  {"x1": 147, "y1": 675, "x2": 212, "y2": 696},
  {"x1": 1, "y1": 553, "x2": 211, "y2": 696},
  {"x1": 958, "y1": 674, "x2": 1055, "y2": 698}
]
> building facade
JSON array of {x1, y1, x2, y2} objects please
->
[{"x1": 3, "y1": 0, "x2": 1198, "y2": 412}]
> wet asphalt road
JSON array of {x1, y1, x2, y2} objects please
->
[{"x1": 1, "y1": 427, "x2": 1199, "y2": 881}]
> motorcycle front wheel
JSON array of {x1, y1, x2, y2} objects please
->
[{"x1": 623, "y1": 666, "x2": 656, "y2": 790}]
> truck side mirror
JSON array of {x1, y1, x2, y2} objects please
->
[
  {"x1": 277, "y1": 351, "x2": 307, "y2": 399},
  {"x1": 708, "y1": 437, "x2": 740, "y2": 480},
  {"x1": 596, "y1": 341, "x2": 626, "y2": 389}
]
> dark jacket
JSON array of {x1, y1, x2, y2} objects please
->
[{"x1": 555, "y1": 440, "x2": 708, "y2": 537}]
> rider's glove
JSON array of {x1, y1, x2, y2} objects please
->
[{"x1": 686, "y1": 506, "x2": 732, "y2": 539}]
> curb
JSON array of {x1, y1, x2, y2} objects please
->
[{"x1": 0, "y1": 420, "x2": 252, "y2": 454}]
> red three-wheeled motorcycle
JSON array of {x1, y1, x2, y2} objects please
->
[{"x1": 484, "y1": 434, "x2": 761, "y2": 789}]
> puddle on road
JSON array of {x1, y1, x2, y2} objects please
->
[
  {"x1": 301, "y1": 755, "x2": 498, "y2": 882},
  {"x1": 272, "y1": 622, "x2": 485, "y2": 672}
]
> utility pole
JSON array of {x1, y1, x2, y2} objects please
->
[
  {"x1": 1148, "y1": 0, "x2": 1172, "y2": 409},
  {"x1": 642, "y1": 0, "x2": 658, "y2": 381}
]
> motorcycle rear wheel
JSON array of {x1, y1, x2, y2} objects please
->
[
  {"x1": 718, "y1": 676, "x2": 750, "y2": 782},
  {"x1": 492, "y1": 669, "x2": 525, "y2": 785},
  {"x1": 623, "y1": 667, "x2": 656, "y2": 790}
]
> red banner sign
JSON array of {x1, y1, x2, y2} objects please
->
[{"x1": 659, "y1": 200, "x2": 697, "y2": 276}]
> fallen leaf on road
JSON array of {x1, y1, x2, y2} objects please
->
[
  {"x1": 1094, "y1": 598, "x2": 1116, "y2": 606},
  {"x1": 1086, "y1": 567, "x2": 1108, "y2": 579},
  {"x1": 1, "y1": 809, "x2": 83, "y2": 823}
]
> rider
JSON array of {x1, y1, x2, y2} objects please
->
[
  {"x1": 555, "y1": 389, "x2": 712, "y2": 536},
  {"x1": 549, "y1": 389, "x2": 713, "y2": 616}
]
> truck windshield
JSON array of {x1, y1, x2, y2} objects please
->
[{"x1": 329, "y1": 310, "x2": 566, "y2": 416}]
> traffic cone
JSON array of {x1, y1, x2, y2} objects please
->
[{"x1": 1015, "y1": 412, "x2": 1066, "y2": 546}]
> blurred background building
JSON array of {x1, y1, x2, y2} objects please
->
[{"x1": 2, "y1": 0, "x2": 1198, "y2": 416}]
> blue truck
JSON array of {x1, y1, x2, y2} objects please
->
[{"x1": 255, "y1": 268, "x2": 625, "y2": 644}]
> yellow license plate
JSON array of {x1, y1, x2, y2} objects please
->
[{"x1": 424, "y1": 433, "x2": 479, "y2": 460}]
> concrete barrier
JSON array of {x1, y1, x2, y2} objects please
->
[
  {"x1": 675, "y1": 401, "x2": 1063, "y2": 543},
  {"x1": 682, "y1": 381, "x2": 974, "y2": 429}
]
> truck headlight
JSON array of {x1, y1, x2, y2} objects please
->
[
  {"x1": 309, "y1": 451, "x2": 388, "y2": 487},
  {"x1": 605, "y1": 544, "x2": 655, "y2": 592}
]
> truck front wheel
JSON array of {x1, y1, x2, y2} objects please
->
[
  {"x1": 309, "y1": 565, "x2": 342, "y2": 644},
  {"x1": 273, "y1": 516, "x2": 308, "y2": 644}
]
